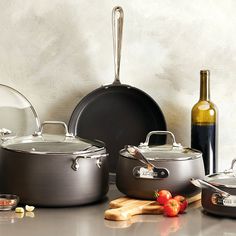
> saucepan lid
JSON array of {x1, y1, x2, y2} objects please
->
[
  {"x1": 205, "y1": 159, "x2": 236, "y2": 188},
  {"x1": 120, "y1": 131, "x2": 202, "y2": 161},
  {"x1": 1, "y1": 121, "x2": 106, "y2": 155},
  {"x1": 0, "y1": 84, "x2": 40, "y2": 138}
]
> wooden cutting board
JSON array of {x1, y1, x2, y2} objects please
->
[{"x1": 105, "y1": 193, "x2": 201, "y2": 221}]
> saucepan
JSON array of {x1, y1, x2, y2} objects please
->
[
  {"x1": 191, "y1": 159, "x2": 236, "y2": 217},
  {"x1": 116, "y1": 131, "x2": 205, "y2": 199}
]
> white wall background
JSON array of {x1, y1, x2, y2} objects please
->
[{"x1": 1, "y1": 0, "x2": 235, "y2": 171}]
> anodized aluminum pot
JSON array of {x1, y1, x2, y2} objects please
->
[
  {"x1": 192, "y1": 159, "x2": 236, "y2": 217},
  {"x1": 116, "y1": 131, "x2": 205, "y2": 199},
  {"x1": 0, "y1": 121, "x2": 109, "y2": 206}
]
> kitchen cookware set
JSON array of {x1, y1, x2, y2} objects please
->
[{"x1": 0, "y1": 6, "x2": 234, "y2": 218}]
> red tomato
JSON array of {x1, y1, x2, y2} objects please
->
[
  {"x1": 174, "y1": 195, "x2": 188, "y2": 213},
  {"x1": 163, "y1": 199, "x2": 180, "y2": 217},
  {"x1": 155, "y1": 190, "x2": 172, "y2": 205}
]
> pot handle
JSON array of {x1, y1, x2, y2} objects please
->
[
  {"x1": 191, "y1": 178, "x2": 230, "y2": 198},
  {"x1": 34, "y1": 121, "x2": 74, "y2": 138},
  {"x1": 126, "y1": 145, "x2": 169, "y2": 179},
  {"x1": 140, "y1": 131, "x2": 182, "y2": 148},
  {"x1": 71, "y1": 153, "x2": 109, "y2": 171}
]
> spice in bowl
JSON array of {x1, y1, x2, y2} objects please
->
[{"x1": 0, "y1": 194, "x2": 19, "y2": 211}]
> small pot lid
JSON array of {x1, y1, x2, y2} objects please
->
[
  {"x1": 0, "y1": 84, "x2": 40, "y2": 137},
  {"x1": 120, "y1": 131, "x2": 202, "y2": 161},
  {"x1": 206, "y1": 159, "x2": 236, "y2": 188},
  {"x1": 1, "y1": 121, "x2": 105, "y2": 155}
]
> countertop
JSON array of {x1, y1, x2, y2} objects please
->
[{"x1": 0, "y1": 185, "x2": 235, "y2": 236}]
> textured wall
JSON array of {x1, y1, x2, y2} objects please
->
[{"x1": 1, "y1": 0, "x2": 235, "y2": 170}]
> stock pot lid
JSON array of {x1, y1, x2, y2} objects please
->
[{"x1": 1, "y1": 121, "x2": 105, "y2": 155}]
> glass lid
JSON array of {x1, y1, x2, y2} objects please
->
[
  {"x1": 206, "y1": 159, "x2": 236, "y2": 188},
  {"x1": 1, "y1": 121, "x2": 105, "y2": 155},
  {"x1": 120, "y1": 131, "x2": 202, "y2": 161},
  {"x1": 0, "y1": 84, "x2": 40, "y2": 138}
]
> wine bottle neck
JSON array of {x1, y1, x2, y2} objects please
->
[{"x1": 200, "y1": 70, "x2": 210, "y2": 101}]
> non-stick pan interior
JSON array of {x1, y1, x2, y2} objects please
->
[{"x1": 69, "y1": 85, "x2": 166, "y2": 174}]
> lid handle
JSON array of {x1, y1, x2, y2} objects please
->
[
  {"x1": 231, "y1": 159, "x2": 236, "y2": 170},
  {"x1": 0, "y1": 128, "x2": 12, "y2": 136},
  {"x1": 34, "y1": 121, "x2": 74, "y2": 138},
  {"x1": 140, "y1": 131, "x2": 182, "y2": 148}
]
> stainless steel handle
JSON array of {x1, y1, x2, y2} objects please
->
[
  {"x1": 34, "y1": 121, "x2": 74, "y2": 138},
  {"x1": 223, "y1": 158, "x2": 236, "y2": 175},
  {"x1": 0, "y1": 128, "x2": 12, "y2": 136},
  {"x1": 112, "y1": 6, "x2": 123, "y2": 85},
  {"x1": 191, "y1": 178, "x2": 230, "y2": 198},
  {"x1": 126, "y1": 145, "x2": 154, "y2": 169},
  {"x1": 126, "y1": 145, "x2": 169, "y2": 179},
  {"x1": 231, "y1": 158, "x2": 236, "y2": 170},
  {"x1": 71, "y1": 153, "x2": 109, "y2": 171},
  {"x1": 140, "y1": 131, "x2": 182, "y2": 148},
  {"x1": 211, "y1": 193, "x2": 236, "y2": 207}
]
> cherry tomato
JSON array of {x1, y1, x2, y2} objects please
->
[
  {"x1": 155, "y1": 190, "x2": 172, "y2": 205},
  {"x1": 174, "y1": 195, "x2": 188, "y2": 213},
  {"x1": 163, "y1": 199, "x2": 180, "y2": 217}
]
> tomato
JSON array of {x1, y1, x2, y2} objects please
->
[
  {"x1": 163, "y1": 199, "x2": 180, "y2": 217},
  {"x1": 155, "y1": 190, "x2": 172, "y2": 205},
  {"x1": 174, "y1": 195, "x2": 188, "y2": 213}
]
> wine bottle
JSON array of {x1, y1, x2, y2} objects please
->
[{"x1": 191, "y1": 70, "x2": 218, "y2": 175}]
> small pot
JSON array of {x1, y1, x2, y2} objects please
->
[
  {"x1": 192, "y1": 159, "x2": 236, "y2": 217},
  {"x1": 116, "y1": 131, "x2": 205, "y2": 199},
  {"x1": 0, "y1": 121, "x2": 109, "y2": 206}
]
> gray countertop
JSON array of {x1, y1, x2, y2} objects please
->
[{"x1": 0, "y1": 185, "x2": 235, "y2": 236}]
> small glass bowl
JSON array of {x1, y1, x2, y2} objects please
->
[{"x1": 0, "y1": 194, "x2": 19, "y2": 211}]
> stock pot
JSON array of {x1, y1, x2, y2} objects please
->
[
  {"x1": 116, "y1": 131, "x2": 205, "y2": 199},
  {"x1": 0, "y1": 121, "x2": 109, "y2": 206}
]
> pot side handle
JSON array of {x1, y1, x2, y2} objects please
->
[{"x1": 71, "y1": 153, "x2": 109, "y2": 171}]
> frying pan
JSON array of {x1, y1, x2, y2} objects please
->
[{"x1": 68, "y1": 6, "x2": 166, "y2": 180}]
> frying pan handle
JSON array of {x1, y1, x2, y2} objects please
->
[
  {"x1": 112, "y1": 6, "x2": 123, "y2": 85},
  {"x1": 140, "y1": 131, "x2": 182, "y2": 148}
]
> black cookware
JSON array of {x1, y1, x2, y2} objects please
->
[
  {"x1": 0, "y1": 121, "x2": 109, "y2": 206},
  {"x1": 192, "y1": 159, "x2": 236, "y2": 217},
  {"x1": 116, "y1": 131, "x2": 205, "y2": 199},
  {"x1": 68, "y1": 7, "x2": 166, "y2": 181}
]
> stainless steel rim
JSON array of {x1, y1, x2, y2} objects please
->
[{"x1": 119, "y1": 149, "x2": 201, "y2": 161}]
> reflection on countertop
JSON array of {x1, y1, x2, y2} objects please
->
[{"x1": 0, "y1": 185, "x2": 235, "y2": 236}]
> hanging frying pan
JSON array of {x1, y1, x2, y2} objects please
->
[{"x1": 68, "y1": 6, "x2": 166, "y2": 181}]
